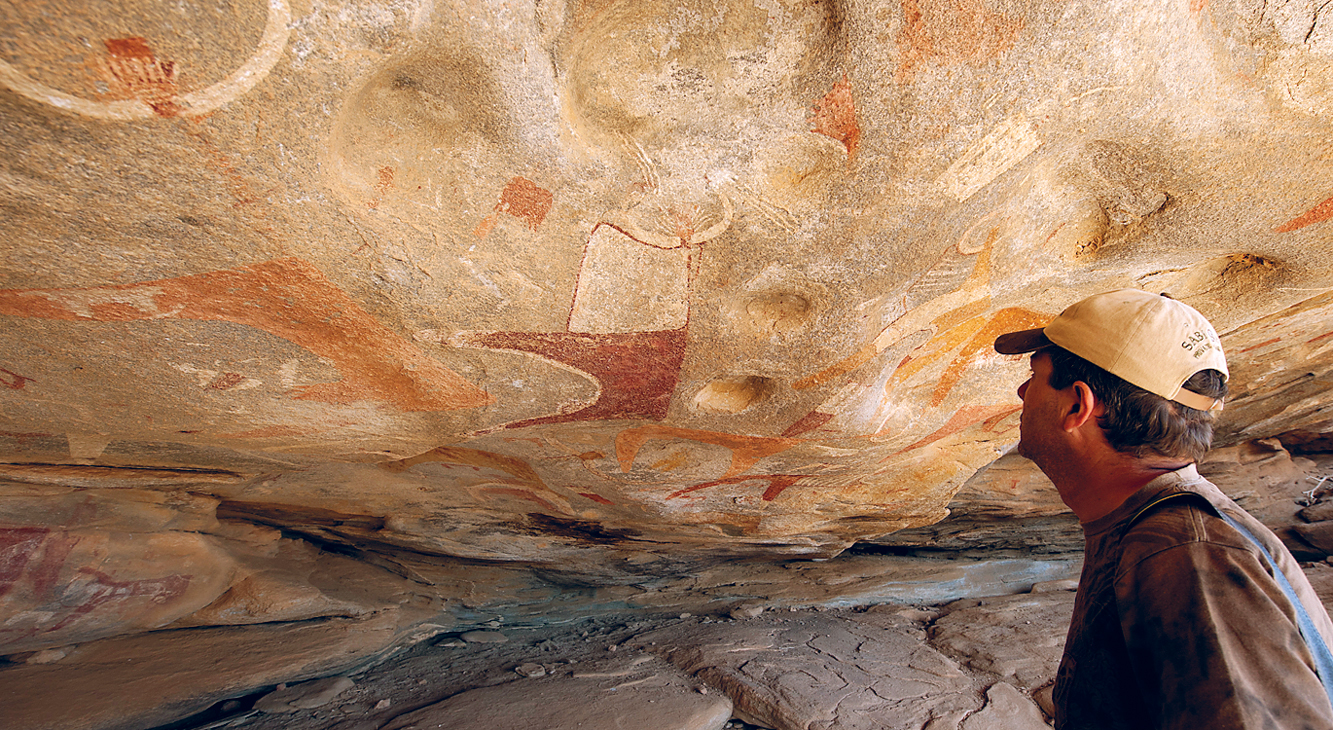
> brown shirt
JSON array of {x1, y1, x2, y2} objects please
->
[{"x1": 1055, "y1": 465, "x2": 1333, "y2": 730}]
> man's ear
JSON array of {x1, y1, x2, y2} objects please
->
[{"x1": 1061, "y1": 381, "x2": 1099, "y2": 432}]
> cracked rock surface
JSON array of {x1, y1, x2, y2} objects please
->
[
  {"x1": 14, "y1": 560, "x2": 1333, "y2": 730},
  {"x1": 630, "y1": 607, "x2": 980, "y2": 730}
]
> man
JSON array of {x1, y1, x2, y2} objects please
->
[{"x1": 992, "y1": 288, "x2": 1333, "y2": 729}]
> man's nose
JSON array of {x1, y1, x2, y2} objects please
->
[{"x1": 1017, "y1": 379, "x2": 1030, "y2": 400}]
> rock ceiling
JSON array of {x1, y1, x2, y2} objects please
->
[{"x1": 1, "y1": 0, "x2": 1333, "y2": 665}]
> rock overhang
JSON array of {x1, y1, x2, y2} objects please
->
[{"x1": 0, "y1": 0, "x2": 1331, "y2": 630}]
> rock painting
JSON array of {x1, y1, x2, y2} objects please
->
[
  {"x1": 0, "y1": 0, "x2": 290, "y2": 120},
  {"x1": 0, "y1": 258, "x2": 491, "y2": 412},
  {"x1": 568, "y1": 224, "x2": 694, "y2": 334},
  {"x1": 811, "y1": 77, "x2": 860, "y2": 163},
  {"x1": 0, "y1": 367, "x2": 34, "y2": 390},
  {"x1": 449, "y1": 184, "x2": 724, "y2": 428},
  {"x1": 453, "y1": 329, "x2": 687, "y2": 428},
  {"x1": 938, "y1": 113, "x2": 1043, "y2": 202},
  {"x1": 667, "y1": 474, "x2": 812, "y2": 502},
  {"x1": 0, "y1": 525, "x2": 193, "y2": 646},
  {"x1": 101, "y1": 37, "x2": 181, "y2": 117},
  {"x1": 895, "y1": 0, "x2": 1025, "y2": 83},
  {"x1": 1275, "y1": 194, "x2": 1333, "y2": 232},
  {"x1": 615, "y1": 426, "x2": 803, "y2": 480},
  {"x1": 796, "y1": 221, "x2": 1003, "y2": 395},
  {"x1": 0, "y1": 527, "x2": 76, "y2": 603},
  {"x1": 0, "y1": 527, "x2": 194, "y2": 643},
  {"x1": 883, "y1": 306, "x2": 1048, "y2": 409},
  {"x1": 788, "y1": 214, "x2": 1042, "y2": 457},
  {"x1": 28, "y1": 569, "x2": 191, "y2": 637},
  {"x1": 781, "y1": 411, "x2": 836, "y2": 438},
  {"x1": 474, "y1": 177, "x2": 555, "y2": 238},
  {"x1": 367, "y1": 165, "x2": 394, "y2": 209}
]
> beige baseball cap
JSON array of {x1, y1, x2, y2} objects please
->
[{"x1": 994, "y1": 289, "x2": 1229, "y2": 412}]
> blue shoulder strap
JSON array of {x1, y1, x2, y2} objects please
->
[
  {"x1": 1131, "y1": 491, "x2": 1333, "y2": 704},
  {"x1": 1215, "y1": 511, "x2": 1333, "y2": 704}
]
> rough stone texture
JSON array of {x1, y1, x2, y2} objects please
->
[
  {"x1": 0, "y1": 609, "x2": 438, "y2": 730},
  {"x1": 254, "y1": 676, "x2": 357, "y2": 713},
  {"x1": 959, "y1": 682, "x2": 1051, "y2": 730},
  {"x1": 631, "y1": 608, "x2": 983, "y2": 730},
  {"x1": 930, "y1": 591, "x2": 1076, "y2": 690},
  {"x1": 0, "y1": 481, "x2": 426, "y2": 654},
  {"x1": 380, "y1": 653, "x2": 733, "y2": 730},
  {"x1": 2, "y1": 0, "x2": 1333, "y2": 725},
  {"x1": 2, "y1": 0, "x2": 1332, "y2": 580},
  {"x1": 11, "y1": 563, "x2": 1333, "y2": 730}
]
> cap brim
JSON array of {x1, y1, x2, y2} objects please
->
[{"x1": 994, "y1": 328, "x2": 1051, "y2": 355}]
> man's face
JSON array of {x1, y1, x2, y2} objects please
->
[{"x1": 1016, "y1": 350, "x2": 1062, "y2": 467}]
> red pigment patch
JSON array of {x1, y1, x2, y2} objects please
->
[
  {"x1": 579, "y1": 493, "x2": 615, "y2": 505},
  {"x1": 105, "y1": 37, "x2": 154, "y2": 59},
  {"x1": 369, "y1": 166, "x2": 395, "y2": 209},
  {"x1": 1275, "y1": 195, "x2": 1333, "y2": 233},
  {"x1": 472, "y1": 215, "x2": 499, "y2": 239},
  {"x1": 780, "y1": 411, "x2": 834, "y2": 438},
  {"x1": 103, "y1": 37, "x2": 180, "y2": 117},
  {"x1": 667, "y1": 474, "x2": 811, "y2": 502},
  {"x1": 0, "y1": 367, "x2": 34, "y2": 390},
  {"x1": 930, "y1": 307, "x2": 1049, "y2": 407},
  {"x1": 812, "y1": 77, "x2": 860, "y2": 162},
  {"x1": 495, "y1": 177, "x2": 553, "y2": 230},
  {"x1": 1238, "y1": 337, "x2": 1281, "y2": 354},
  {"x1": 616, "y1": 425, "x2": 803, "y2": 480},
  {"x1": 0, "y1": 528, "x2": 49, "y2": 600},
  {"x1": 46, "y1": 568, "x2": 191, "y2": 633},
  {"x1": 28, "y1": 531, "x2": 80, "y2": 600},
  {"x1": 207, "y1": 372, "x2": 245, "y2": 390},
  {"x1": 375, "y1": 166, "x2": 394, "y2": 194},
  {"x1": 456, "y1": 329, "x2": 688, "y2": 428},
  {"x1": 1309, "y1": 330, "x2": 1333, "y2": 346},
  {"x1": 0, "y1": 258, "x2": 492, "y2": 412},
  {"x1": 895, "y1": 0, "x2": 1024, "y2": 83}
]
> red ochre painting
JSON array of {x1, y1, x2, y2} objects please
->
[
  {"x1": 667, "y1": 474, "x2": 812, "y2": 502},
  {"x1": 812, "y1": 76, "x2": 860, "y2": 163},
  {"x1": 474, "y1": 176, "x2": 554, "y2": 238},
  {"x1": 886, "y1": 403, "x2": 1021, "y2": 456},
  {"x1": 894, "y1": 0, "x2": 1025, "y2": 83},
  {"x1": 0, "y1": 526, "x2": 193, "y2": 641},
  {"x1": 0, "y1": 527, "x2": 77, "y2": 602},
  {"x1": 454, "y1": 329, "x2": 688, "y2": 429},
  {"x1": 615, "y1": 425, "x2": 804, "y2": 480},
  {"x1": 102, "y1": 37, "x2": 181, "y2": 117},
  {"x1": 1275, "y1": 195, "x2": 1333, "y2": 233},
  {"x1": 0, "y1": 258, "x2": 492, "y2": 412}
]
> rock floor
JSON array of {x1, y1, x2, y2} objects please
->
[
  {"x1": 171, "y1": 562, "x2": 1333, "y2": 730},
  {"x1": 160, "y1": 578, "x2": 1076, "y2": 730}
]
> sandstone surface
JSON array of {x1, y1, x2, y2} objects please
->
[{"x1": 2, "y1": 0, "x2": 1333, "y2": 726}]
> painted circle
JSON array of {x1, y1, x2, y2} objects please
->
[{"x1": 0, "y1": 0, "x2": 290, "y2": 120}]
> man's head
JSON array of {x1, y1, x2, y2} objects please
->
[{"x1": 995, "y1": 289, "x2": 1229, "y2": 464}]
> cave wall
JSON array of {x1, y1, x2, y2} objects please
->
[{"x1": 2, "y1": 0, "x2": 1333, "y2": 705}]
